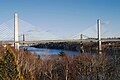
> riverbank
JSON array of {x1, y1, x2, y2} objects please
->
[{"x1": 31, "y1": 41, "x2": 120, "y2": 54}]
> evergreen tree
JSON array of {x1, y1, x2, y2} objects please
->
[{"x1": 0, "y1": 46, "x2": 23, "y2": 80}]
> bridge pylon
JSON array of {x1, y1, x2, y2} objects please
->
[
  {"x1": 14, "y1": 13, "x2": 19, "y2": 50},
  {"x1": 97, "y1": 19, "x2": 102, "y2": 54}
]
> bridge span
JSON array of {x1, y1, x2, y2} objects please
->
[{"x1": 1, "y1": 39, "x2": 120, "y2": 46}]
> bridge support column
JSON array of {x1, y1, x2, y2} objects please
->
[
  {"x1": 97, "y1": 19, "x2": 102, "y2": 54},
  {"x1": 14, "y1": 13, "x2": 19, "y2": 50}
]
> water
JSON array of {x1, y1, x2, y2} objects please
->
[{"x1": 20, "y1": 46, "x2": 80, "y2": 55}]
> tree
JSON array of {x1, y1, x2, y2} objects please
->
[{"x1": 0, "y1": 45, "x2": 23, "y2": 80}]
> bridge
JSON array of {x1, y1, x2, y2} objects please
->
[{"x1": 0, "y1": 13, "x2": 119, "y2": 49}]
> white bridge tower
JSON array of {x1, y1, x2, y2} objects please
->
[
  {"x1": 97, "y1": 19, "x2": 102, "y2": 54},
  {"x1": 14, "y1": 13, "x2": 19, "y2": 50}
]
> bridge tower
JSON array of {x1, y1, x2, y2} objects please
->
[
  {"x1": 14, "y1": 13, "x2": 19, "y2": 50},
  {"x1": 80, "y1": 34, "x2": 83, "y2": 40},
  {"x1": 97, "y1": 19, "x2": 102, "y2": 54},
  {"x1": 23, "y1": 34, "x2": 25, "y2": 45}
]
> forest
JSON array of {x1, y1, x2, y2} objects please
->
[{"x1": 0, "y1": 44, "x2": 120, "y2": 80}]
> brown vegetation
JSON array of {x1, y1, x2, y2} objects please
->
[{"x1": 0, "y1": 44, "x2": 120, "y2": 80}]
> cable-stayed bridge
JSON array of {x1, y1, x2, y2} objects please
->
[
  {"x1": 0, "y1": 14, "x2": 120, "y2": 47},
  {"x1": 0, "y1": 18, "x2": 60, "y2": 41}
]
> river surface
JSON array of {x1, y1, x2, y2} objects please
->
[{"x1": 20, "y1": 46, "x2": 80, "y2": 55}]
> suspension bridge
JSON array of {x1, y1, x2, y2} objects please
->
[{"x1": 0, "y1": 13, "x2": 120, "y2": 49}]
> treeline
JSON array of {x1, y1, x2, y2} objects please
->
[
  {"x1": 32, "y1": 42, "x2": 80, "y2": 51},
  {"x1": 32, "y1": 42, "x2": 98, "y2": 52},
  {"x1": 0, "y1": 45, "x2": 120, "y2": 80},
  {"x1": 32, "y1": 41, "x2": 120, "y2": 54}
]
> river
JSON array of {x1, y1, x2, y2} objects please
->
[{"x1": 20, "y1": 46, "x2": 80, "y2": 55}]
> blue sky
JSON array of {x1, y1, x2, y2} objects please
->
[{"x1": 0, "y1": 0, "x2": 120, "y2": 39}]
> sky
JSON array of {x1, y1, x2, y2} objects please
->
[{"x1": 0, "y1": 0, "x2": 120, "y2": 40}]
